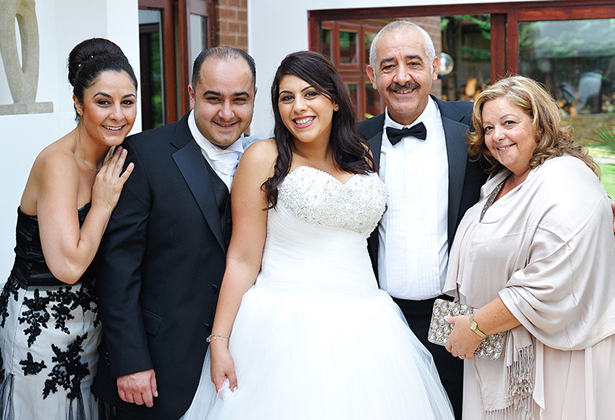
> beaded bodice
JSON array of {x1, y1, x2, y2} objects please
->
[{"x1": 277, "y1": 166, "x2": 387, "y2": 238}]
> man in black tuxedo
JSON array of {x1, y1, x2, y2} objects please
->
[
  {"x1": 93, "y1": 46, "x2": 257, "y2": 420},
  {"x1": 357, "y1": 21, "x2": 487, "y2": 420}
]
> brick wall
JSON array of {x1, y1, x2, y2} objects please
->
[{"x1": 216, "y1": 0, "x2": 248, "y2": 51}]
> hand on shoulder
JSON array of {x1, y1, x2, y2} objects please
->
[{"x1": 91, "y1": 146, "x2": 134, "y2": 214}]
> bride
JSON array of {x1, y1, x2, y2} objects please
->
[{"x1": 182, "y1": 50, "x2": 454, "y2": 420}]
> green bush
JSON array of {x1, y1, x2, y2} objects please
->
[{"x1": 587, "y1": 125, "x2": 615, "y2": 151}]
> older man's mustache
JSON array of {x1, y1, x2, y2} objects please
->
[{"x1": 387, "y1": 82, "x2": 420, "y2": 93}]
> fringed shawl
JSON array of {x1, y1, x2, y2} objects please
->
[{"x1": 444, "y1": 155, "x2": 615, "y2": 419}]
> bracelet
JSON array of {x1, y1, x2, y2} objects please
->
[
  {"x1": 206, "y1": 334, "x2": 230, "y2": 343},
  {"x1": 469, "y1": 313, "x2": 488, "y2": 339}
]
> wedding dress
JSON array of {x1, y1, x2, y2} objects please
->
[{"x1": 183, "y1": 166, "x2": 454, "y2": 420}]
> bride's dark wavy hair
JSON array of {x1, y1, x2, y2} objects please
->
[{"x1": 263, "y1": 51, "x2": 376, "y2": 208}]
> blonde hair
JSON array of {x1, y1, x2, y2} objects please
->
[{"x1": 467, "y1": 75, "x2": 599, "y2": 176}]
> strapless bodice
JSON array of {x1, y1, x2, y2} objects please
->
[
  {"x1": 255, "y1": 166, "x2": 386, "y2": 297},
  {"x1": 9, "y1": 204, "x2": 93, "y2": 287},
  {"x1": 278, "y1": 166, "x2": 386, "y2": 238}
]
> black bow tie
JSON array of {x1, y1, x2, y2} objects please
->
[{"x1": 386, "y1": 122, "x2": 427, "y2": 145}]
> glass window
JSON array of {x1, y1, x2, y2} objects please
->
[
  {"x1": 190, "y1": 14, "x2": 208, "y2": 69},
  {"x1": 339, "y1": 31, "x2": 358, "y2": 64},
  {"x1": 345, "y1": 82, "x2": 359, "y2": 115},
  {"x1": 440, "y1": 15, "x2": 491, "y2": 102},
  {"x1": 139, "y1": 9, "x2": 165, "y2": 129},
  {"x1": 321, "y1": 28, "x2": 332, "y2": 60},
  {"x1": 364, "y1": 32, "x2": 377, "y2": 66},
  {"x1": 519, "y1": 19, "x2": 615, "y2": 116},
  {"x1": 519, "y1": 19, "x2": 615, "y2": 143},
  {"x1": 365, "y1": 82, "x2": 380, "y2": 120}
]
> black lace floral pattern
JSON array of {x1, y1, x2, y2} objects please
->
[
  {"x1": 43, "y1": 333, "x2": 89, "y2": 400},
  {"x1": 19, "y1": 289, "x2": 51, "y2": 347},
  {"x1": 20, "y1": 352, "x2": 47, "y2": 376},
  {"x1": 48, "y1": 283, "x2": 99, "y2": 333},
  {"x1": 0, "y1": 277, "x2": 20, "y2": 328},
  {"x1": 1, "y1": 280, "x2": 100, "y2": 404},
  {"x1": 17, "y1": 281, "x2": 98, "y2": 347}
]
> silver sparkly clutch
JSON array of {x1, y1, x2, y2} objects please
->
[{"x1": 428, "y1": 299, "x2": 507, "y2": 361}]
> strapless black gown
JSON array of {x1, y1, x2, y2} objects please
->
[{"x1": 0, "y1": 204, "x2": 101, "y2": 420}]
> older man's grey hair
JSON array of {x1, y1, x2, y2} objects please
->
[{"x1": 369, "y1": 21, "x2": 436, "y2": 73}]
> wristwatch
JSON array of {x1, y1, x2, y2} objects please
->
[{"x1": 469, "y1": 313, "x2": 488, "y2": 339}]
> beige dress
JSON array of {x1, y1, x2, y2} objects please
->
[{"x1": 444, "y1": 155, "x2": 615, "y2": 420}]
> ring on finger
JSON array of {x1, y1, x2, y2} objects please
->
[{"x1": 459, "y1": 355, "x2": 465, "y2": 359}]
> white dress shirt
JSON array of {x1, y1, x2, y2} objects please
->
[
  {"x1": 188, "y1": 110, "x2": 244, "y2": 190},
  {"x1": 377, "y1": 97, "x2": 449, "y2": 300}
]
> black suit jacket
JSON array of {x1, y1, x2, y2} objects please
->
[
  {"x1": 357, "y1": 96, "x2": 488, "y2": 276},
  {"x1": 93, "y1": 114, "x2": 228, "y2": 419}
]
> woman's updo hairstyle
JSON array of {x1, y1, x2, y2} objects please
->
[{"x1": 68, "y1": 38, "x2": 138, "y2": 120}]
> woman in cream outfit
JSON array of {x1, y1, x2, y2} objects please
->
[{"x1": 443, "y1": 75, "x2": 615, "y2": 420}]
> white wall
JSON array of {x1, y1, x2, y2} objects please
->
[
  {"x1": 0, "y1": 0, "x2": 140, "y2": 278},
  {"x1": 247, "y1": 0, "x2": 556, "y2": 136}
]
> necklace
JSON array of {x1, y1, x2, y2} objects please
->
[
  {"x1": 479, "y1": 176, "x2": 507, "y2": 222},
  {"x1": 76, "y1": 133, "x2": 101, "y2": 172}
]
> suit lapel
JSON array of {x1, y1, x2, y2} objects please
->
[
  {"x1": 434, "y1": 97, "x2": 471, "y2": 245},
  {"x1": 364, "y1": 114, "x2": 386, "y2": 169},
  {"x1": 368, "y1": 133, "x2": 382, "y2": 168},
  {"x1": 358, "y1": 114, "x2": 386, "y2": 278},
  {"x1": 171, "y1": 119, "x2": 226, "y2": 250}
]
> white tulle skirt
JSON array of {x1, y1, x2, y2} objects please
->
[
  {"x1": 182, "y1": 183, "x2": 454, "y2": 420},
  {"x1": 182, "y1": 282, "x2": 454, "y2": 420}
]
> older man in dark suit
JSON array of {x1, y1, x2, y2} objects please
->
[
  {"x1": 357, "y1": 21, "x2": 487, "y2": 420},
  {"x1": 93, "y1": 46, "x2": 257, "y2": 420}
]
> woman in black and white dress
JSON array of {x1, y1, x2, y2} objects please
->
[{"x1": 0, "y1": 38, "x2": 136, "y2": 420}]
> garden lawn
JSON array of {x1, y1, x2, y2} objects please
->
[
  {"x1": 586, "y1": 146, "x2": 615, "y2": 197},
  {"x1": 598, "y1": 162, "x2": 615, "y2": 198}
]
